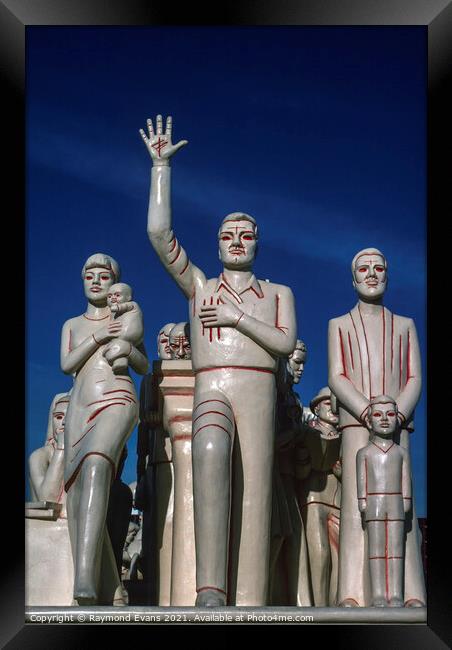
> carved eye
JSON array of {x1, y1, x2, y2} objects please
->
[
  {"x1": 242, "y1": 234, "x2": 254, "y2": 241},
  {"x1": 375, "y1": 265, "x2": 384, "y2": 273},
  {"x1": 387, "y1": 411, "x2": 395, "y2": 417},
  {"x1": 373, "y1": 411, "x2": 382, "y2": 418},
  {"x1": 221, "y1": 235, "x2": 232, "y2": 241},
  {"x1": 101, "y1": 275, "x2": 111, "y2": 281},
  {"x1": 85, "y1": 274, "x2": 94, "y2": 280},
  {"x1": 358, "y1": 267, "x2": 367, "y2": 273}
]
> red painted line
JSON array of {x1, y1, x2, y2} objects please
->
[
  {"x1": 365, "y1": 457, "x2": 368, "y2": 497},
  {"x1": 115, "y1": 377, "x2": 133, "y2": 383},
  {"x1": 358, "y1": 304, "x2": 372, "y2": 398},
  {"x1": 163, "y1": 391, "x2": 194, "y2": 396},
  {"x1": 382, "y1": 307, "x2": 386, "y2": 394},
  {"x1": 103, "y1": 389, "x2": 136, "y2": 400},
  {"x1": 371, "y1": 441, "x2": 394, "y2": 454},
  {"x1": 299, "y1": 501, "x2": 340, "y2": 511},
  {"x1": 350, "y1": 312, "x2": 364, "y2": 392},
  {"x1": 87, "y1": 401, "x2": 128, "y2": 423},
  {"x1": 385, "y1": 515, "x2": 389, "y2": 601},
  {"x1": 83, "y1": 314, "x2": 109, "y2": 321},
  {"x1": 195, "y1": 366, "x2": 275, "y2": 375},
  {"x1": 71, "y1": 423, "x2": 96, "y2": 448},
  {"x1": 216, "y1": 278, "x2": 242, "y2": 303},
  {"x1": 348, "y1": 331, "x2": 354, "y2": 371},
  {"x1": 369, "y1": 556, "x2": 403, "y2": 560},
  {"x1": 209, "y1": 299, "x2": 213, "y2": 342},
  {"x1": 275, "y1": 294, "x2": 280, "y2": 328},
  {"x1": 338, "y1": 424, "x2": 364, "y2": 432},
  {"x1": 65, "y1": 451, "x2": 115, "y2": 493},
  {"x1": 196, "y1": 585, "x2": 227, "y2": 596},
  {"x1": 96, "y1": 379, "x2": 106, "y2": 383},
  {"x1": 403, "y1": 496, "x2": 412, "y2": 500},
  {"x1": 169, "y1": 237, "x2": 177, "y2": 253},
  {"x1": 339, "y1": 327, "x2": 347, "y2": 378},
  {"x1": 250, "y1": 285, "x2": 264, "y2": 299},
  {"x1": 193, "y1": 410, "x2": 234, "y2": 426},
  {"x1": 192, "y1": 289, "x2": 196, "y2": 317},
  {"x1": 169, "y1": 244, "x2": 182, "y2": 266},
  {"x1": 86, "y1": 397, "x2": 132, "y2": 407},
  {"x1": 68, "y1": 328, "x2": 72, "y2": 353},
  {"x1": 341, "y1": 598, "x2": 360, "y2": 607},
  {"x1": 193, "y1": 399, "x2": 233, "y2": 414},
  {"x1": 193, "y1": 423, "x2": 231, "y2": 439},
  {"x1": 202, "y1": 298, "x2": 206, "y2": 336},
  {"x1": 399, "y1": 334, "x2": 403, "y2": 390},
  {"x1": 168, "y1": 415, "x2": 192, "y2": 423},
  {"x1": 391, "y1": 313, "x2": 394, "y2": 372},
  {"x1": 173, "y1": 434, "x2": 193, "y2": 442},
  {"x1": 179, "y1": 258, "x2": 190, "y2": 276},
  {"x1": 276, "y1": 326, "x2": 289, "y2": 333},
  {"x1": 327, "y1": 514, "x2": 339, "y2": 552}
]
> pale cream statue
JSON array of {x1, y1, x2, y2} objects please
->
[
  {"x1": 357, "y1": 395, "x2": 411, "y2": 607},
  {"x1": 140, "y1": 115, "x2": 297, "y2": 606},
  {"x1": 106, "y1": 282, "x2": 145, "y2": 374},
  {"x1": 328, "y1": 247, "x2": 425, "y2": 607},
  {"x1": 168, "y1": 321, "x2": 192, "y2": 360},
  {"x1": 29, "y1": 392, "x2": 70, "y2": 511},
  {"x1": 157, "y1": 322, "x2": 176, "y2": 360},
  {"x1": 60, "y1": 253, "x2": 148, "y2": 605},
  {"x1": 296, "y1": 387, "x2": 341, "y2": 606}
]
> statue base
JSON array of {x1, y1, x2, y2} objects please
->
[{"x1": 25, "y1": 502, "x2": 74, "y2": 606}]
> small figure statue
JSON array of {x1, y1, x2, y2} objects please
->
[
  {"x1": 270, "y1": 340, "x2": 312, "y2": 606},
  {"x1": 106, "y1": 282, "x2": 145, "y2": 374},
  {"x1": 141, "y1": 115, "x2": 297, "y2": 606},
  {"x1": 29, "y1": 392, "x2": 70, "y2": 509},
  {"x1": 296, "y1": 387, "x2": 341, "y2": 606},
  {"x1": 60, "y1": 253, "x2": 148, "y2": 606},
  {"x1": 328, "y1": 247, "x2": 425, "y2": 607},
  {"x1": 168, "y1": 322, "x2": 191, "y2": 360},
  {"x1": 357, "y1": 395, "x2": 411, "y2": 607}
]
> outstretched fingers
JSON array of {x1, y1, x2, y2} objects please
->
[
  {"x1": 165, "y1": 115, "x2": 172, "y2": 136},
  {"x1": 156, "y1": 114, "x2": 163, "y2": 135},
  {"x1": 173, "y1": 139, "x2": 188, "y2": 153},
  {"x1": 147, "y1": 118, "x2": 154, "y2": 139}
]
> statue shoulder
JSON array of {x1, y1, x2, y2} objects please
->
[{"x1": 260, "y1": 280, "x2": 294, "y2": 298}]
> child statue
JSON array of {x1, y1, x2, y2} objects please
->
[
  {"x1": 106, "y1": 283, "x2": 145, "y2": 374},
  {"x1": 357, "y1": 395, "x2": 412, "y2": 607}
]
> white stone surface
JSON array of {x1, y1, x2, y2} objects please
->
[{"x1": 25, "y1": 516, "x2": 74, "y2": 606}]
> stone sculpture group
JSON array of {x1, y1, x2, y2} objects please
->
[{"x1": 26, "y1": 115, "x2": 425, "y2": 612}]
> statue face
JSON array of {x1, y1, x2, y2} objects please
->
[
  {"x1": 158, "y1": 324, "x2": 174, "y2": 359},
  {"x1": 369, "y1": 401, "x2": 397, "y2": 436},
  {"x1": 52, "y1": 401, "x2": 68, "y2": 439},
  {"x1": 316, "y1": 399, "x2": 339, "y2": 425},
  {"x1": 83, "y1": 267, "x2": 115, "y2": 304},
  {"x1": 218, "y1": 220, "x2": 257, "y2": 269},
  {"x1": 286, "y1": 349, "x2": 305, "y2": 384},
  {"x1": 107, "y1": 283, "x2": 132, "y2": 307},
  {"x1": 169, "y1": 325, "x2": 191, "y2": 359},
  {"x1": 352, "y1": 253, "x2": 387, "y2": 301}
]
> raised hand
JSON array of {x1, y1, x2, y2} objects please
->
[{"x1": 139, "y1": 115, "x2": 188, "y2": 166}]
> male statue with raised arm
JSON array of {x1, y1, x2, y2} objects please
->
[
  {"x1": 328, "y1": 247, "x2": 425, "y2": 608},
  {"x1": 140, "y1": 115, "x2": 297, "y2": 606}
]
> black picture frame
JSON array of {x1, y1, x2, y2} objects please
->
[{"x1": 4, "y1": 0, "x2": 450, "y2": 646}]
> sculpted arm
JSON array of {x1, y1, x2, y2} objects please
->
[
  {"x1": 115, "y1": 304, "x2": 144, "y2": 344},
  {"x1": 396, "y1": 319, "x2": 422, "y2": 426},
  {"x1": 60, "y1": 319, "x2": 101, "y2": 375},
  {"x1": 356, "y1": 449, "x2": 367, "y2": 512},
  {"x1": 401, "y1": 448, "x2": 412, "y2": 513},
  {"x1": 328, "y1": 318, "x2": 369, "y2": 422},
  {"x1": 141, "y1": 115, "x2": 206, "y2": 299}
]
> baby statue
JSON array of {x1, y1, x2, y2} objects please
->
[
  {"x1": 106, "y1": 283, "x2": 145, "y2": 374},
  {"x1": 356, "y1": 395, "x2": 412, "y2": 607}
]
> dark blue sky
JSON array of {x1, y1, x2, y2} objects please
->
[{"x1": 26, "y1": 26, "x2": 426, "y2": 515}]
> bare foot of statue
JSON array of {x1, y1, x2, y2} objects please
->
[
  {"x1": 388, "y1": 597, "x2": 404, "y2": 607},
  {"x1": 75, "y1": 590, "x2": 98, "y2": 606},
  {"x1": 195, "y1": 589, "x2": 226, "y2": 607},
  {"x1": 339, "y1": 598, "x2": 360, "y2": 607},
  {"x1": 405, "y1": 599, "x2": 425, "y2": 607}
]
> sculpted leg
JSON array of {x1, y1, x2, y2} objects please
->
[
  {"x1": 327, "y1": 511, "x2": 340, "y2": 606},
  {"x1": 367, "y1": 521, "x2": 387, "y2": 607},
  {"x1": 304, "y1": 505, "x2": 330, "y2": 606},
  {"x1": 388, "y1": 521, "x2": 404, "y2": 607},
  {"x1": 73, "y1": 455, "x2": 113, "y2": 605},
  {"x1": 192, "y1": 392, "x2": 234, "y2": 607}
]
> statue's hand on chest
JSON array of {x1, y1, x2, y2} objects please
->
[{"x1": 198, "y1": 292, "x2": 245, "y2": 329}]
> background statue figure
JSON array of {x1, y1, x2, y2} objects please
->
[
  {"x1": 296, "y1": 387, "x2": 341, "y2": 606},
  {"x1": 168, "y1": 322, "x2": 191, "y2": 360},
  {"x1": 328, "y1": 247, "x2": 425, "y2": 607},
  {"x1": 141, "y1": 115, "x2": 297, "y2": 606},
  {"x1": 60, "y1": 253, "x2": 148, "y2": 605},
  {"x1": 357, "y1": 395, "x2": 411, "y2": 607},
  {"x1": 270, "y1": 340, "x2": 312, "y2": 606},
  {"x1": 29, "y1": 392, "x2": 70, "y2": 511}
]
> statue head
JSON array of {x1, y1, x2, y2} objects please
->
[
  {"x1": 218, "y1": 212, "x2": 258, "y2": 270},
  {"x1": 169, "y1": 322, "x2": 191, "y2": 360},
  {"x1": 51, "y1": 394, "x2": 70, "y2": 443},
  {"x1": 366, "y1": 395, "x2": 398, "y2": 438},
  {"x1": 82, "y1": 253, "x2": 120, "y2": 305},
  {"x1": 286, "y1": 339, "x2": 307, "y2": 384},
  {"x1": 157, "y1": 322, "x2": 176, "y2": 359},
  {"x1": 351, "y1": 248, "x2": 387, "y2": 303},
  {"x1": 310, "y1": 387, "x2": 339, "y2": 426},
  {"x1": 107, "y1": 282, "x2": 133, "y2": 308}
]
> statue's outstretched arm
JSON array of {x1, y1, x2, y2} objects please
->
[{"x1": 140, "y1": 115, "x2": 205, "y2": 299}]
